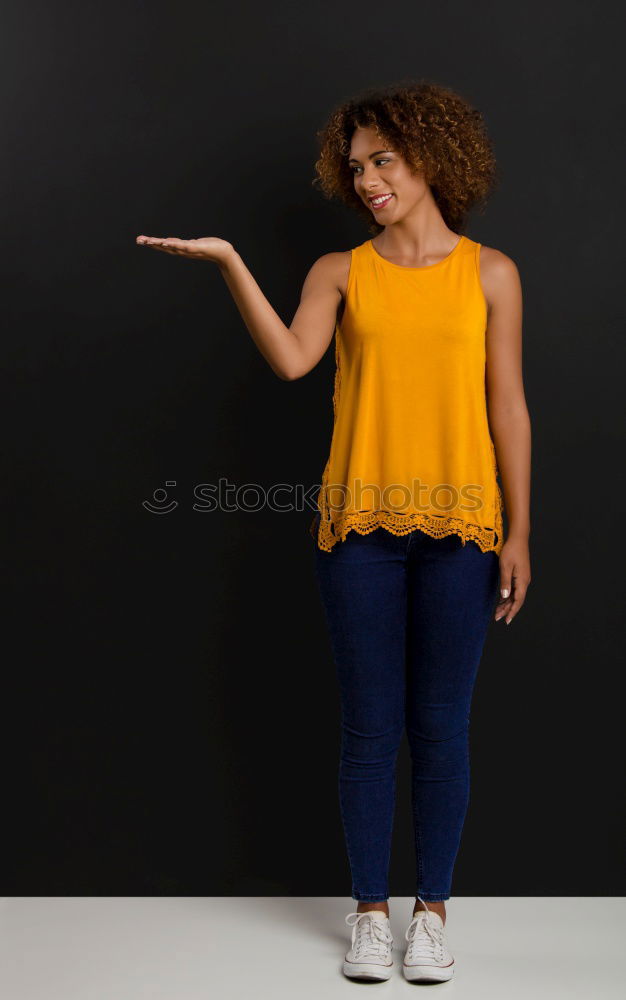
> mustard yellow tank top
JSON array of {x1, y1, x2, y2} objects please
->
[{"x1": 310, "y1": 234, "x2": 504, "y2": 554}]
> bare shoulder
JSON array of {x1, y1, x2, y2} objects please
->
[
  {"x1": 478, "y1": 245, "x2": 522, "y2": 309},
  {"x1": 309, "y1": 249, "x2": 352, "y2": 299}
]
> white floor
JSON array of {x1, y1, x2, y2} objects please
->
[{"x1": 0, "y1": 896, "x2": 623, "y2": 998}]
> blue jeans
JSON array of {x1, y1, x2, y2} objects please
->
[{"x1": 311, "y1": 515, "x2": 500, "y2": 902}]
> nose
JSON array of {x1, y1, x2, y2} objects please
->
[
  {"x1": 362, "y1": 174, "x2": 384, "y2": 196},
  {"x1": 356, "y1": 163, "x2": 379, "y2": 192}
]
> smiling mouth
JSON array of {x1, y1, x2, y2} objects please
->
[{"x1": 368, "y1": 193, "x2": 394, "y2": 210}]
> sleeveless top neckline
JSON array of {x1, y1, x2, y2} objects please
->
[
  {"x1": 310, "y1": 233, "x2": 504, "y2": 555},
  {"x1": 368, "y1": 234, "x2": 465, "y2": 271}
]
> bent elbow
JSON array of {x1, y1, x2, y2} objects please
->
[{"x1": 276, "y1": 364, "x2": 305, "y2": 381}]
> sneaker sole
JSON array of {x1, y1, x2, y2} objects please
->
[
  {"x1": 343, "y1": 958, "x2": 393, "y2": 981},
  {"x1": 403, "y1": 960, "x2": 455, "y2": 982}
]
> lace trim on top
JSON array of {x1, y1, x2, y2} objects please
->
[{"x1": 311, "y1": 502, "x2": 504, "y2": 554}]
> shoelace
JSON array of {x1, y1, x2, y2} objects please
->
[
  {"x1": 345, "y1": 912, "x2": 393, "y2": 959},
  {"x1": 405, "y1": 908, "x2": 444, "y2": 962}
]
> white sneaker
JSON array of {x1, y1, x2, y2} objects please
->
[
  {"x1": 343, "y1": 910, "x2": 394, "y2": 981},
  {"x1": 403, "y1": 899, "x2": 455, "y2": 982}
]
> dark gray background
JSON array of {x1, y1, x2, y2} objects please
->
[{"x1": 4, "y1": 0, "x2": 624, "y2": 894}]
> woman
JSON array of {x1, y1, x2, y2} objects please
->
[{"x1": 136, "y1": 79, "x2": 531, "y2": 984}]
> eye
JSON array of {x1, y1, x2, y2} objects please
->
[{"x1": 350, "y1": 158, "x2": 391, "y2": 175}]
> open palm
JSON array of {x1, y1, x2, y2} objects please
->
[{"x1": 136, "y1": 234, "x2": 233, "y2": 264}]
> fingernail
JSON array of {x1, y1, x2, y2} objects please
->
[
  {"x1": 505, "y1": 618, "x2": 511, "y2": 624},
  {"x1": 501, "y1": 588, "x2": 509, "y2": 598}
]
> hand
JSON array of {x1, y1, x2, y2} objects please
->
[
  {"x1": 135, "y1": 234, "x2": 235, "y2": 265},
  {"x1": 495, "y1": 535, "x2": 531, "y2": 625}
]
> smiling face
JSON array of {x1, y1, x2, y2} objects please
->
[{"x1": 348, "y1": 126, "x2": 431, "y2": 222}]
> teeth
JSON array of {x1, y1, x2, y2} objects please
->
[{"x1": 371, "y1": 194, "x2": 392, "y2": 206}]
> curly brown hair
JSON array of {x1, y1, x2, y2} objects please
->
[{"x1": 312, "y1": 79, "x2": 499, "y2": 236}]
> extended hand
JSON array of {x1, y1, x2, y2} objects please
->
[{"x1": 136, "y1": 234, "x2": 235, "y2": 265}]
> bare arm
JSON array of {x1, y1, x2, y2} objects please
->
[
  {"x1": 480, "y1": 245, "x2": 532, "y2": 623},
  {"x1": 135, "y1": 233, "x2": 344, "y2": 381},
  {"x1": 217, "y1": 248, "x2": 345, "y2": 380}
]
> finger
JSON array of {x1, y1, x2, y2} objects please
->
[
  {"x1": 495, "y1": 596, "x2": 513, "y2": 622},
  {"x1": 137, "y1": 234, "x2": 202, "y2": 258},
  {"x1": 499, "y1": 575, "x2": 512, "y2": 603},
  {"x1": 501, "y1": 575, "x2": 530, "y2": 623},
  {"x1": 136, "y1": 235, "x2": 181, "y2": 249},
  {"x1": 152, "y1": 240, "x2": 181, "y2": 254},
  {"x1": 495, "y1": 566, "x2": 513, "y2": 621},
  {"x1": 161, "y1": 237, "x2": 202, "y2": 256},
  {"x1": 136, "y1": 236, "x2": 167, "y2": 248},
  {"x1": 503, "y1": 597, "x2": 523, "y2": 625}
]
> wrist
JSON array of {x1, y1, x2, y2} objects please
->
[
  {"x1": 507, "y1": 524, "x2": 530, "y2": 542},
  {"x1": 216, "y1": 245, "x2": 240, "y2": 271}
]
